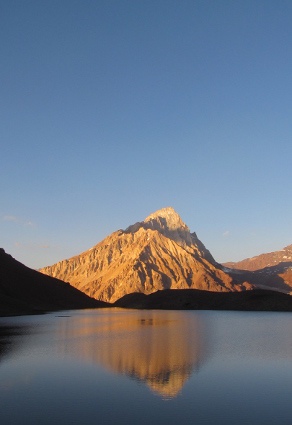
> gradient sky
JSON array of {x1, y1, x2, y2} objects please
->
[{"x1": 1, "y1": 0, "x2": 292, "y2": 269}]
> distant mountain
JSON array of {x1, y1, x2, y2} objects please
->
[
  {"x1": 224, "y1": 245, "x2": 292, "y2": 293},
  {"x1": 40, "y1": 207, "x2": 252, "y2": 303},
  {"x1": 0, "y1": 248, "x2": 108, "y2": 316},
  {"x1": 224, "y1": 245, "x2": 292, "y2": 271}
]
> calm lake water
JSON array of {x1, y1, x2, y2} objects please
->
[{"x1": 1, "y1": 308, "x2": 292, "y2": 425}]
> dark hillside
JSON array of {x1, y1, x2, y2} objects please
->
[
  {"x1": 114, "y1": 288, "x2": 292, "y2": 312},
  {"x1": 0, "y1": 248, "x2": 108, "y2": 316}
]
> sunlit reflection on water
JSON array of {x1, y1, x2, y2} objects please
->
[
  {"x1": 54, "y1": 309, "x2": 208, "y2": 398},
  {"x1": 1, "y1": 309, "x2": 292, "y2": 424}
]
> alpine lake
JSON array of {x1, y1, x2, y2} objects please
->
[{"x1": 1, "y1": 308, "x2": 292, "y2": 425}]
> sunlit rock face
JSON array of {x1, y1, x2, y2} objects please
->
[
  {"x1": 55, "y1": 310, "x2": 209, "y2": 398},
  {"x1": 40, "y1": 207, "x2": 248, "y2": 303}
]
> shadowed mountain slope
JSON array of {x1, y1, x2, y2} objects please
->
[
  {"x1": 0, "y1": 248, "x2": 108, "y2": 316},
  {"x1": 40, "y1": 207, "x2": 252, "y2": 303}
]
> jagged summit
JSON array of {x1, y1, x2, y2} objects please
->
[
  {"x1": 144, "y1": 207, "x2": 189, "y2": 231},
  {"x1": 124, "y1": 207, "x2": 193, "y2": 247}
]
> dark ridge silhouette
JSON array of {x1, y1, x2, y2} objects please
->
[
  {"x1": 0, "y1": 248, "x2": 109, "y2": 316},
  {"x1": 114, "y1": 288, "x2": 292, "y2": 312}
]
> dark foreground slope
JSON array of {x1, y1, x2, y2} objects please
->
[
  {"x1": 114, "y1": 288, "x2": 292, "y2": 312},
  {"x1": 0, "y1": 249, "x2": 108, "y2": 316}
]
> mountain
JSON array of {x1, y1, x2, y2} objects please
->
[
  {"x1": 40, "y1": 207, "x2": 252, "y2": 303},
  {"x1": 224, "y1": 245, "x2": 292, "y2": 293},
  {"x1": 0, "y1": 248, "x2": 108, "y2": 316}
]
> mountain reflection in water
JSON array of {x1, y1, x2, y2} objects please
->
[
  {"x1": 55, "y1": 309, "x2": 208, "y2": 398},
  {"x1": 2, "y1": 311, "x2": 292, "y2": 425}
]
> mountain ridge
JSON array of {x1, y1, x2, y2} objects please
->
[
  {"x1": 114, "y1": 288, "x2": 292, "y2": 311},
  {"x1": 223, "y1": 244, "x2": 292, "y2": 293},
  {"x1": 224, "y1": 244, "x2": 292, "y2": 271}
]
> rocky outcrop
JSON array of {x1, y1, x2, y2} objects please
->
[{"x1": 40, "y1": 207, "x2": 251, "y2": 303}]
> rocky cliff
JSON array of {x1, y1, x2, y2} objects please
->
[{"x1": 40, "y1": 207, "x2": 251, "y2": 303}]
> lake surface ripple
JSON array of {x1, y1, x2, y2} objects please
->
[{"x1": 1, "y1": 309, "x2": 292, "y2": 425}]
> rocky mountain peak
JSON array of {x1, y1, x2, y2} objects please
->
[
  {"x1": 144, "y1": 207, "x2": 189, "y2": 232},
  {"x1": 124, "y1": 207, "x2": 192, "y2": 247}
]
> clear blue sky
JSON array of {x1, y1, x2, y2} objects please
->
[{"x1": 1, "y1": 0, "x2": 292, "y2": 269}]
